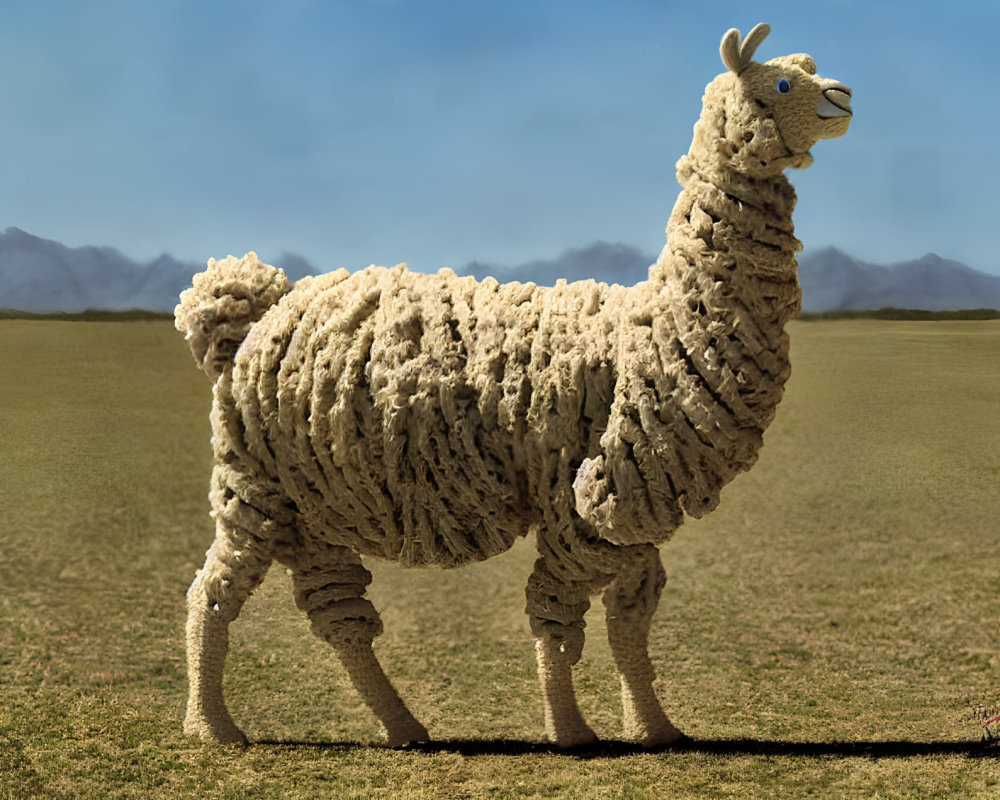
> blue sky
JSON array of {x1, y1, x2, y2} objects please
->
[{"x1": 3, "y1": 0, "x2": 998, "y2": 275}]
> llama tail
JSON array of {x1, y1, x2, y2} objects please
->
[{"x1": 174, "y1": 252, "x2": 291, "y2": 381}]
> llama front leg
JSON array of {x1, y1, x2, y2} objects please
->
[
  {"x1": 291, "y1": 544, "x2": 428, "y2": 747},
  {"x1": 184, "y1": 526, "x2": 272, "y2": 744},
  {"x1": 525, "y1": 556, "x2": 600, "y2": 747},
  {"x1": 603, "y1": 545, "x2": 683, "y2": 747}
]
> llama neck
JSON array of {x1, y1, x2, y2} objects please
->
[
  {"x1": 654, "y1": 149, "x2": 804, "y2": 411},
  {"x1": 640, "y1": 152, "x2": 804, "y2": 508},
  {"x1": 654, "y1": 150, "x2": 803, "y2": 329}
]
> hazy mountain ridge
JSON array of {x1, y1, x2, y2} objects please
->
[
  {"x1": 0, "y1": 228, "x2": 323, "y2": 313},
  {"x1": 796, "y1": 248, "x2": 1000, "y2": 312},
  {"x1": 2, "y1": 227, "x2": 998, "y2": 313},
  {"x1": 0, "y1": 227, "x2": 198, "y2": 313}
]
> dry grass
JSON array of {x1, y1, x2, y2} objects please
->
[{"x1": 1, "y1": 318, "x2": 999, "y2": 798}]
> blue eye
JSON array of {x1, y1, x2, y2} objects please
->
[{"x1": 777, "y1": 78, "x2": 791, "y2": 94}]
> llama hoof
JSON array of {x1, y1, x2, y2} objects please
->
[
  {"x1": 622, "y1": 705, "x2": 685, "y2": 749},
  {"x1": 385, "y1": 720, "x2": 430, "y2": 749},
  {"x1": 547, "y1": 725, "x2": 599, "y2": 749},
  {"x1": 636, "y1": 724, "x2": 686, "y2": 749},
  {"x1": 624, "y1": 716, "x2": 686, "y2": 749},
  {"x1": 184, "y1": 712, "x2": 248, "y2": 746}
]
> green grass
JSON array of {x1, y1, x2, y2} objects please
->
[{"x1": 2, "y1": 318, "x2": 999, "y2": 798}]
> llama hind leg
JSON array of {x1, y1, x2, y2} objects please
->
[
  {"x1": 603, "y1": 545, "x2": 683, "y2": 747},
  {"x1": 184, "y1": 525, "x2": 272, "y2": 744},
  {"x1": 290, "y1": 544, "x2": 428, "y2": 747},
  {"x1": 525, "y1": 556, "x2": 602, "y2": 747}
]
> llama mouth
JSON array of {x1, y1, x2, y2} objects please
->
[{"x1": 817, "y1": 87, "x2": 852, "y2": 118}]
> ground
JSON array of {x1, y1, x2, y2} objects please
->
[{"x1": 1, "y1": 317, "x2": 999, "y2": 799}]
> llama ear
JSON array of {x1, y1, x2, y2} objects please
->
[
  {"x1": 720, "y1": 23, "x2": 771, "y2": 74},
  {"x1": 740, "y1": 24, "x2": 771, "y2": 66},
  {"x1": 720, "y1": 28, "x2": 743, "y2": 73}
]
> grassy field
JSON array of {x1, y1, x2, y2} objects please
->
[{"x1": 1, "y1": 318, "x2": 999, "y2": 799}]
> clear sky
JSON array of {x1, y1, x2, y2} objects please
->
[{"x1": 3, "y1": 0, "x2": 998, "y2": 275}]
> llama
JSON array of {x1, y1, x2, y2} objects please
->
[{"x1": 176, "y1": 23, "x2": 852, "y2": 748}]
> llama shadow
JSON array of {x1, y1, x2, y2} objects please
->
[{"x1": 255, "y1": 736, "x2": 998, "y2": 760}]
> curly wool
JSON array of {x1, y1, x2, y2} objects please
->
[{"x1": 212, "y1": 265, "x2": 631, "y2": 565}]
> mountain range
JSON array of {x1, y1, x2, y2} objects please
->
[
  {"x1": 796, "y1": 248, "x2": 1000, "y2": 312},
  {"x1": 1, "y1": 226, "x2": 999, "y2": 314}
]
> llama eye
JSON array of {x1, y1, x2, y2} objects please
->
[{"x1": 776, "y1": 78, "x2": 791, "y2": 94}]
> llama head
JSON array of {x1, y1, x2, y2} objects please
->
[{"x1": 692, "y1": 23, "x2": 852, "y2": 177}]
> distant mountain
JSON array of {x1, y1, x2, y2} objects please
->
[
  {"x1": 2, "y1": 228, "x2": 998, "y2": 313},
  {"x1": 458, "y1": 241, "x2": 653, "y2": 288},
  {"x1": 0, "y1": 228, "x2": 321, "y2": 313},
  {"x1": 0, "y1": 227, "x2": 197, "y2": 313},
  {"x1": 797, "y1": 248, "x2": 1000, "y2": 312}
]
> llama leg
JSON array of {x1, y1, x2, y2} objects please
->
[
  {"x1": 603, "y1": 545, "x2": 683, "y2": 747},
  {"x1": 184, "y1": 526, "x2": 272, "y2": 744},
  {"x1": 291, "y1": 544, "x2": 429, "y2": 747},
  {"x1": 525, "y1": 556, "x2": 600, "y2": 747}
]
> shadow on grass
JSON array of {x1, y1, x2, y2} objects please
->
[{"x1": 254, "y1": 736, "x2": 998, "y2": 760}]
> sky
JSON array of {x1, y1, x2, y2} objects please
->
[{"x1": 2, "y1": 0, "x2": 998, "y2": 276}]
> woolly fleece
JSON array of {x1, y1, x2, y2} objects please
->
[{"x1": 176, "y1": 23, "x2": 852, "y2": 749}]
